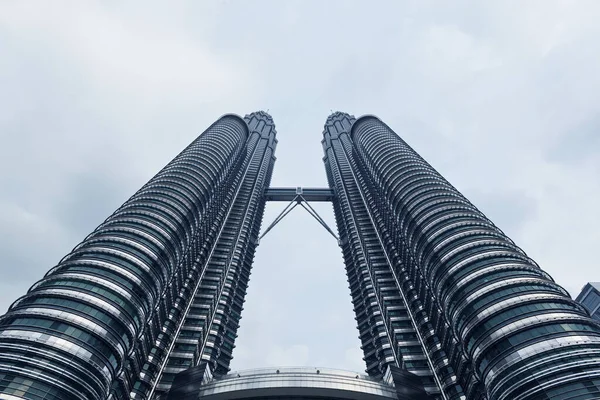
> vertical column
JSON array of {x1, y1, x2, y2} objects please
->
[
  {"x1": 140, "y1": 112, "x2": 277, "y2": 399},
  {"x1": 351, "y1": 115, "x2": 600, "y2": 399},
  {"x1": 0, "y1": 115, "x2": 250, "y2": 400},
  {"x1": 323, "y1": 113, "x2": 443, "y2": 399}
]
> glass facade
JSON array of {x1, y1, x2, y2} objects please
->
[
  {"x1": 1, "y1": 110, "x2": 599, "y2": 400},
  {"x1": 576, "y1": 283, "x2": 600, "y2": 322},
  {"x1": 196, "y1": 367, "x2": 399, "y2": 399},
  {"x1": 165, "y1": 365, "x2": 431, "y2": 400},
  {"x1": 322, "y1": 112, "x2": 600, "y2": 400},
  {"x1": 0, "y1": 112, "x2": 277, "y2": 400}
]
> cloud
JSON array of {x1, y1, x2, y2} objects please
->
[
  {"x1": 2, "y1": 0, "x2": 600, "y2": 374},
  {"x1": 265, "y1": 345, "x2": 310, "y2": 367},
  {"x1": 0, "y1": 202, "x2": 71, "y2": 311},
  {"x1": 344, "y1": 347, "x2": 367, "y2": 373}
]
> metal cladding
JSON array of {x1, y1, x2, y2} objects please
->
[
  {"x1": 323, "y1": 112, "x2": 600, "y2": 400},
  {"x1": 166, "y1": 366, "x2": 431, "y2": 400},
  {"x1": 2, "y1": 110, "x2": 600, "y2": 400},
  {"x1": 0, "y1": 112, "x2": 277, "y2": 400},
  {"x1": 576, "y1": 283, "x2": 600, "y2": 322}
]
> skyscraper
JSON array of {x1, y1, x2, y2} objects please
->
[
  {"x1": 322, "y1": 112, "x2": 600, "y2": 400},
  {"x1": 0, "y1": 112, "x2": 277, "y2": 400},
  {"x1": 1, "y1": 111, "x2": 600, "y2": 400},
  {"x1": 576, "y1": 283, "x2": 600, "y2": 322}
]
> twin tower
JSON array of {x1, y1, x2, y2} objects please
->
[{"x1": 0, "y1": 112, "x2": 599, "y2": 400}]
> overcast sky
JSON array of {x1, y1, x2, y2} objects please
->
[{"x1": 1, "y1": 0, "x2": 600, "y2": 375}]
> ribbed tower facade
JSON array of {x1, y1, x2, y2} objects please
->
[
  {"x1": 0, "y1": 112, "x2": 277, "y2": 400},
  {"x1": 2, "y1": 110, "x2": 600, "y2": 400},
  {"x1": 322, "y1": 112, "x2": 600, "y2": 400}
]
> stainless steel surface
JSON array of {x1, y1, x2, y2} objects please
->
[{"x1": 197, "y1": 367, "x2": 398, "y2": 399}]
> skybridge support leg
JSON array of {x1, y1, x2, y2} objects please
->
[{"x1": 258, "y1": 188, "x2": 338, "y2": 244}]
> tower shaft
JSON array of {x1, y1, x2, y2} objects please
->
[
  {"x1": 2, "y1": 110, "x2": 600, "y2": 400},
  {"x1": 0, "y1": 112, "x2": 276, "y2": 400},
  {"x1": 324, "y1": 112, "x2": 600, "y2": 400}
]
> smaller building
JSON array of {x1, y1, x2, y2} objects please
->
[
  {"x1": 576, "y1": 282, "x2": 600, "y2": 321},
  {"x1": 165, "y1": 365, "x2": 433, "y2": 400}
]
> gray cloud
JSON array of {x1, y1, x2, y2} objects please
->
[
  {"x1": 1, "y1": 0, "x2": 600, "y2": 373},
  {"x1": 545, "y1": 115, "x2": 600, "y2": 164}
]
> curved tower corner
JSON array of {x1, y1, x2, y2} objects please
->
[
  {"x1": 0, "y1": 112, "x2": 277, "y2": 400},
  {"x1": 323, "y1": 111, "x2": 600, "y2": 400}
]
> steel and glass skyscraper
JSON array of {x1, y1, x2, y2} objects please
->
[
  {"x1": 1, "y1": 111, "x2": 600, "y2": 400},
  {"x1": 577, "y1": 283, "x2": 600, "y2": 322},
  {"x1": 0, "y1": 112, "x2": 277, "y2": 400},
  {"x1": 322, "y1": 112, "x2": 600, "y2": 400}
]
